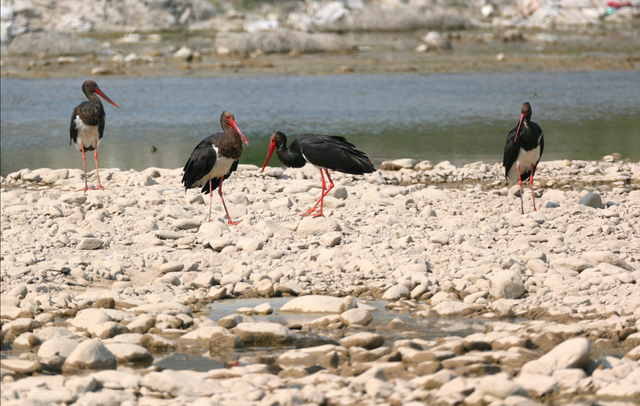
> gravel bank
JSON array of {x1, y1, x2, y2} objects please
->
[{"x1": 1, "y1": 158, "x2": 640, "y2": 405}]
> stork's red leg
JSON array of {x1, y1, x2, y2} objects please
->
[
  {"x1": 313, "y1": 169, "x2": 334, "y2": 218},
  {"x1": 77, "y1": 143, "x2": 90, "y2": 192},
  {"x1": 530, "y1": 163, "x2": 536, "y2": 212},
  {"x1": 302, "y1": 170, "x2": 327, "y2": 217},
  {"x1": 218, "y1": 176, "x2": 241, "y2": 225},
  {"x1": 94, "y1": 144, "x2": 107, "y2": 190},
  {"x1": 207, "y1": 178, "x2": 213, "y2": 223},
  {"x1": 517, "y1": 164, "x2": 524, "y2": 215}
]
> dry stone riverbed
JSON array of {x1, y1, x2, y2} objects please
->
[{"x1": 1, "y1": 158, "x2": 640, "y2": 406}]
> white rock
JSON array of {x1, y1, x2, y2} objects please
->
[
  {"x1": 38, "y1": 337, "x2": 79, "y2": 365},
  {"x1": 297, "y1": 217, "x2": 341, "y2": 235},
  {"x1": 179, "y1": 326, "x2": 231, "y2": 341},
  {"x1": 280, "y1": 295, "x2": 356, "y2": 313},
  {"x1": 382, "y1": 284, "x2": 410, "y2": 300},
  {"x1": 63, "y1": 339, "x2": 117, "y2": 371},
  {"x1": 490, "y1": 271, "x2": 525, "y2": 299},
  {"x1": 521, "y1": 338, "x2": 590, "y2": 375},
  {"x1": 233, "y1": 322, "x2": 295, "y2": 345},
  {"x1": 104, "y1": 343, "x2": 153, "y2": 363},
  {"x1": 431, "y1": 301, "x2": 475, "y2": 317},
  {"x1": 340, "y1": 308, "x2": 372, "y2": 326},
  {"x1": 479, "y1": 373, "x2": 527, "y2": 398},
  {"x1": 514, "y1": 373, "x2": 558, "y2": 396}
]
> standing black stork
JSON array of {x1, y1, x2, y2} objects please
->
[
  {"x1": 261, "y1": 132, "x2": 375, "y2": 217},
  {"x1": 503, "y1": 102, "x2": 544, "y2": 215},
  {"x1": 70, "y1": 80, "x2": 119, "y2": 192},
  {"x1": 182, "y1": 111, "x2": 249, "y2": 225}
]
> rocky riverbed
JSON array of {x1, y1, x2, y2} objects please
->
[{"x1": 1, "y1": 158, "x2": 640, "y2": 405}]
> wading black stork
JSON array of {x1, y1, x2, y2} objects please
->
[
  {"x1": 503, "y1": 102, "x2": 544, "y2": 214},
  {"x1": 261, "y1": 132, "x2": 375, "y2": 217},
  {"x1": 182, "y1": 111, "x2": 249, "y2": 224},
  {"x1": 70, "y1": 80, "x2": 119, "y2": 192}
]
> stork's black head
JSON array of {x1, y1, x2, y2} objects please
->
[
  {"x1": 521, "y1": 102, "x2": 532, "y2": 121},
  {"x1": 270, "y1": 131, "x2": 288, "y2": 148},
  {"x1": 82, "y1": 80, "x2": 98, "y2": 95},
  {"x1": 220, "y1": 111, "x2": 235, "y2": 127},
  {"x1": 514, "y1": 102, "x2": 532, "y2": 143},
  {"x1": 81, "y1": 80, "x2": 119, "y2": 108},
  {"x1": 220, "y1": 111, "x2": 249, "y2": 145},
  {"x1": 261, "y1": 131, "x2": 288, "y2": 172}
]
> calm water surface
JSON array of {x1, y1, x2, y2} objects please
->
[{"x1": 1, "y1": 71, "x2": 639, "y2": 176}]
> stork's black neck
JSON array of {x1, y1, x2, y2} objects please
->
[{"x1": 276, "y1": 137, "x2": 306, "y2": 168}]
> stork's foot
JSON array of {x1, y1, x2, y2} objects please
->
[{"x1": 301, "y1": 207, "x2": 318, "y2": 217}]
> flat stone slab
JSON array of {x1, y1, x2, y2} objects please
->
[{"x1": 280, "y1": 295, "x2": 357, "y2": 314}]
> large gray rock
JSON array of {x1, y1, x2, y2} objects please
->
[
  {"x1": 62, "y1": 339, "x2": 117, "y2": 372},
  {"x1": 578, "y1": 192, "x2": 602, "y2": 208},
  {"x1": 521, "y1": 338, "x2": 590, "y2": 375}
]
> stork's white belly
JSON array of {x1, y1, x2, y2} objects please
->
[
  {"x1": 193, "y1": 144, "x2": 236, "y2": 187},
  {"x1": 74, "y1": 115, "x2": 100, "y2": 150},
  {"x1": 507, "y1": 146, "x2": 541, "y2": 184}
]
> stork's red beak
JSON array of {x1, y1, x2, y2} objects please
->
[
  {"x1": 514, "y1": 112, "x2": 526, "y2": 143},
  {"x1": 229, "y1": 119, "x2": 249, "y2": 145},
  {"x1": 94, "y1": 86, "x2": 119, "y2": 108},
  {"x1": 261, "y1": 142, "x2": 276, "y2": 172}
]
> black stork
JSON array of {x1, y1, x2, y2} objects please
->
[
  {"x1": 70, "y1": 80, "x2": 119, "y2": 192},
  {"x1": 503, "y1": 102, "x2": 545, "y2": 215},
  {"x1": 261, "y1": 132, "x2": 375, "y2": 217},
  {"x1": 182, "y1": 111, "x2": 249, "y2": 225}
]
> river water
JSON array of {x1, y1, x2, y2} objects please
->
[{"x1": 1, "y1": 71, "x2": 639, "y2": 177}]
